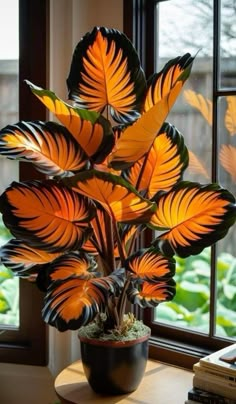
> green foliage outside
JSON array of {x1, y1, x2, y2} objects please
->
[
  {"x1": 155, "y1": 248, "x2": 236, "y2": 338},
  {"x1": 0, "y1": 222, "x2": 19, "y2": 328}
]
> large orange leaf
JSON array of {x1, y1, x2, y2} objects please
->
[
  {"x1": 45, "y1": 252, "x2": 97, "y2": 282},
  {"x1": 144, "y1": 54, "x2": 193, "y2": 112},
  {"x1": 43, "y1": 278, "x2": 106, "y2": 330},
  {"x1": 67, "y1": 27, "x2": 146, "y2": 123},
  {"x1": 126, "y1": 247, "x2": 175, "y2": 282},
  {"x1": 124, "y1": 123, "x2": 188, "y2": 198},
  {"x1": 0, "y1": 239, "x2": 62, "y2": 274},
  {"x1": 36, "y1": 252, "x2": 98, "y2": 292},
  {"x1": 42, "y1": 269, "x2": 124, "y2": 331},
  {"x1": 150, "y1": 182, "x2": 236, "y2": 257},
  {"x1": 0, "y1": 180, "x2": 94, "y2": 252},
  {"x1": 82, "y1": 206, "x2": 117, "y2": 269},
  {"x1": 116, "y1": 224, "x2": 139, "y2": 258},
  {"x1": 127, "y1": 279, "x2": 176, "y2": 307},
  {"x1": 64, "y1": 170, "x2": 155, "y2": 224},
  {"x1": 0, "y1": 121, "x2": 87, "y2": 176},
  {"x1": 109, "y1": 54, "x2": 194, "y2": 169},
  {"x1": 26, "y1": 81, "x2": 114, "y2": 163}
]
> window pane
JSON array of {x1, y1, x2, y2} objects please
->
[
  {"x1": 220, "y1": 0, "x2": 236, "y2": 88},
  {"x1": 154, "y1": 0, "x2": 214, "y2": 333},
  {"x1": 157, "y1": 0, "x2": 213, "y2": 60},
  {"x1": 216, "y1": 96, "x2": 236, "y2": 338},
  {"x1": 0, "y1": 0, "x2": 19, "y2": 329}
]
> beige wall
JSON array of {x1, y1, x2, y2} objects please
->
[
  {"x1": 50, "y1": 0, "x2": 123, "y2": 98},
  {"x1": 72, "y1": 0, "x2": 123, "y2": 41}
]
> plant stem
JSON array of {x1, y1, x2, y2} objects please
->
[
  {"x1": 135, "y1": 152, "x2": 149, "y2": 193},
  {"x1": 107, "y1": 296, "x2": 120, "y2": 329},
  {"x1": 118, "y1": 275, "x2": 131, "y2": 325},
  {"x1": 112, "y1": 219, "x2": 129, "y2": 327},
  {"x1": 113, "y1": 221, "x2": 127, "y2": 267},
  {"x1": 103, "y1": 211, "x2": 116, "y2": 274}
]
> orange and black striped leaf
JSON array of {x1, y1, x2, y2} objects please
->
[
  {"x1": 43, "y1": 278, "x2": 106, "y2": 331},
  {"x1": 124, "y1": 123, "x2": 188, "y2": 198},
  {"x1": 94, "y1": 127, "x2": 123, "y2": 175},
  {"x1": 26, "y1": 81, "x2": 114, "y2": 163},
  {"x1": 126, "y1": 247, "x2": 175, "y2": 282},
  {"x1": 109, "y1": 54, "x2": 194, "y2": 169},
  {"x1": 0, "y1": 121, "x2": 87, "y2": 177},
  {"x1": 144, "y1": 54, "x2": 193, "y2": 112},
  {"x1": 82, "y1": 206, "x2": 117, "y2": 266},
  {"x1": 150, "y1": 182, "x2": 236, "y2": 257},
  {"x1": 42, "y1": 269, "x2": 125, "y2": 331},
  {"x1": 67, "y1": 27, "x2": 146, "y2": 124},
  {"x1": 127, "y1": 279, "x2": 176, "y2": 308},
  {"x1": 36, "y1": 252, "x2": 98, "y2": 291},
  {"x1": 115, "y1": 224, "x2": 139, "y2": 258},
  {"x1": 64, "y1": 170, "x2": 156, "y2": 224},
  {"x1": 0, "y1": 239, "x2": 62, "y2": 275},
  {"x1": 82, "y1": 206, "x2": 106, "y2": 255},
  {"x1": 0, "y1": 180, "x2": 95, "y2": 252},
  {"x1": 44, "y1": 252, "x2": 97, "y2": 282}
]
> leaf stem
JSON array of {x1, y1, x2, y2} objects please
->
[
  {"x1": 118, "y1": 275, "x2": 131, "y2": 325},
  {"x1": 103, "y1": 211, "x2": 116, "y2": 274},
  {"x1": 113, "y1": 220, "x2": 127, "y2": 267}
]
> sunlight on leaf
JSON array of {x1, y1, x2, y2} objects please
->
[
  {"x1": 67, "y1": 27, "x2": 146, "y2": 124},
  {"x1": 151, "y1": 183, "x2": 236, "y2": 257}
]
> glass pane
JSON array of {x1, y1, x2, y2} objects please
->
[
  {"x1": 0, "y1": 0, "x2": 19, "y2": 329},
  {"x1": 154, "y1": 0, "x2": 213, "y2": 333},
  {"x1": 220, "y1": 0, "x2": 236, "y2": 88},
  {"x1": 215, "y1": 96, "x2": 236, "y2": 338}
]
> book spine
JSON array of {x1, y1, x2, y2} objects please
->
[
  {"x1": 194, "y1": 367, "x2": 236, "y2": 384},
  {"x1": 200, "y1": 360, "x2": 236, "y2": 377},
  {"x1": 185, "y1": 401, "x2": 202, "y2": 404},
  {"x1": 188, "y1": 389, "x2": 232, "y2": 404},
  {"x1": 193, "y1": 372, "x2": 236, "y2": 389},
  {"x1": 193, "y1": 376, "x2": 236, "y2": 401}
]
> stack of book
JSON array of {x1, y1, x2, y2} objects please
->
[{"x1": 185, "y1": 344, "x2": 236, "y2": 404}]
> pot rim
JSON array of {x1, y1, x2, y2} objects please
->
[{"x1": 78, "y1": 331, "x2": 150, "y2": 348}]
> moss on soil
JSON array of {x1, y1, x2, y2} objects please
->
[{"x1": 78, "y1": 315, "x2": 151, "y2": 342}]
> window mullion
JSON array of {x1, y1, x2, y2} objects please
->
[{"x1": 209, "y1": 0, "x2": 220, "y2": 338}]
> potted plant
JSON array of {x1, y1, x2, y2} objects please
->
[{"x1": 0, "y1": 26, "x2": 235, "y2": 395}]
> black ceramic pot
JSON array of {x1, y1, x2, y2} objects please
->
[{"x1": 79, "y1": 332, "x2": 150, "y2": 395}]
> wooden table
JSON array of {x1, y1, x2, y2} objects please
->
[{"x1": 54, "y1": 359, "x2": 193, "y2": 403}]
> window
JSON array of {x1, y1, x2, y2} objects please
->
[
  {"x1": 124, "y1": 0, "x2": 236, "y2": 369},
  {"x1": 0, "y1": 0, "x2": 48, "y2": 365},
  {"x1": 0, "y1": 0, "x2": 20, "y2": 332}
]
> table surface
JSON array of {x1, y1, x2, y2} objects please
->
[{"x1": 54, "y1": 359, "x2": 193, "y2": 404}]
